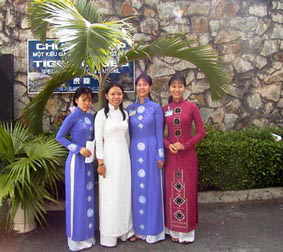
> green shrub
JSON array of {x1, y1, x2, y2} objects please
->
[{"x1": 197, "y1": 127, "x2": 283, "y2": 191}]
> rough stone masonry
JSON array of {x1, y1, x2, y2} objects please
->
[{"x1": 0, "y1": 0, "x2": 283, "y2": 131}]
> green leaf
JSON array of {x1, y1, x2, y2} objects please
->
[{"x1": 119, "y1": 36, "x2": 229, "y2": 100}]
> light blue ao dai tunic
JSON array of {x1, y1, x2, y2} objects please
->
[{"x1": 127, "y1": 98, "x2": 165, "y2": 243}]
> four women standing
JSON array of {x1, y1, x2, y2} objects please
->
[{"x1": 57, "y1": 73, "x2": 205, "y2": 250}]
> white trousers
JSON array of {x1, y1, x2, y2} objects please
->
[
  {"x1": 67, "y1": 237, "x2": 95, "y2": 251},
  {"x1": 100, "y1": 229, "x2": 134, "y2": 247},
  {"x1": 165, "y1": 228, "x2": 195, "y2": 243}
]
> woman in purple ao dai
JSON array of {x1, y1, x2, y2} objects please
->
[
  {"x1": 127, "y1": 73, "x2": 165, "y2": 243},
  {"x1": 56, "y1": 87, "x2": 96, "y2": 251}
]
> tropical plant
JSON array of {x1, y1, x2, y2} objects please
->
[
  {"x1": 0, "y1": 121, "x2": 66, "y2": 229},
  {"x1": 23, "y1": 0, "x2": 229, "y2": 134}
]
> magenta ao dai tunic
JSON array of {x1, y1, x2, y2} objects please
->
[{"x1": 163, "y1": 100, "x2": 205, "y2": 233}]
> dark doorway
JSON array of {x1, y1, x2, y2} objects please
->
[{"x1": 0, "y1": 54, "x2": 14, "y2": 122}]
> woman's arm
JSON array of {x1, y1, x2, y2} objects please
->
[
  {"x1": 55, "y1": 113, "x2": 82, "y2": 154},
  {"x1": 94, "y1": 110, "x2": 105, "y2": 160},
  {"x1": 155, "y1": 105, "x2": 165, "y2": 163},
  {"x1": 95, "y1": 110, "x2": 106, "y2": 177},
  {"x1": 183, "y1": 103, "x2": 206, "y2": 150}
]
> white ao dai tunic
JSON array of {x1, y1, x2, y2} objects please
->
[{"x1": 95, "y1": 105, "x2": 133, "y2": 246}]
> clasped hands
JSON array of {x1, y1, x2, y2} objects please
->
[
  {"x1": 168, "y1": 142, "x2": 185, "y2": 154},
  {"x1": 97, "y1": 160, "x2": 106, "y2": 178},
  {"x1": 80, "y1": 147, "x2": 92, "y2": 157}
]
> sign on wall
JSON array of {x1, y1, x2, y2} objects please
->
[{"x1": 27, "y1": 39, "x2": 135, "y2": 93}]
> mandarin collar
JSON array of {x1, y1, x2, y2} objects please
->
[
  {"x1": 171, "y1": 98, "x2": 184, "y2": 106},
  {"x1": 109, "y1": 103, "x2": 119, "y2": 112},
  {"x1": 137, "y1": 97, "x2": 150, "y2": 105},
  {"x1": 75, "y1": 106, "x2": 87, "y2": 114}
]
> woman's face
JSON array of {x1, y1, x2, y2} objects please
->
[
  {"x1": 105, "y1": 86, "x2": 124, "y2": 108},
  {"x1": 75, "y1": 94, "x2": 92, "y2": 112},
  {"x1": 169, "y1": 80, "x2": 185, "y2": 101},
  {"x1": 136, "y1": 78, "x2": 151, "y2": 99}
]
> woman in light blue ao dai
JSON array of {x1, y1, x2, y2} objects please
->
[
  {"x1": 127, "y1": 73, "x2": 165, "y2": 243},
  {"x1": 56, "y1": 87, "x2": 96, "y2": 251}
]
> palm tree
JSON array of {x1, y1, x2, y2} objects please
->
[
  {"x1": 23, "y1": 0, "x2": 229, "y2": 134},
  {"x1": 0, "y1": 121, "x2": 66, "y2": 230}
]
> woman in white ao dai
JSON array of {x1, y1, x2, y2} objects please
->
[{"x1": 95, "y1": 83, "x2": 133, "y2": 247}]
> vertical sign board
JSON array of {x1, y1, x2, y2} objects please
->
[{"x1": 27, "y1": 39, "x2": 135, "y2": 93}]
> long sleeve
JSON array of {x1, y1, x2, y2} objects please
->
[
  {"x1": 125, "y1": 112, "x2": 130, "y2": 147},
  {"x1": 56, "y1": 113, "x2": 82, "y2": 154},
  {"x1": 126, "y1": 106, "x2": 132, "y2": 141},
  {"x1": 155, "y1": 105, "x2": 165, "y2": 161},
  {"x1": 164, "y1": 126, "x2": 171, "y2": 149},
  {"x1": 95, "y1": 110, "x2": 105, "y2": 159},
  {"x1": 183, "y1": 104, "x2": 206, "y2": 150}
]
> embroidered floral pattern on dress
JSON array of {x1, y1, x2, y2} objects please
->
[
  {"x1": 139, "y1": 195, "x2": 146, "y2": 204},
  {"x1": 175, "y1": 171, "x2": 182, "y2": 178},
  {"x1": 174, "y1": 182, "x2": 184, "y2": 192},
  {"x1": 138, "y1": 169, "x2": 146, "y2": 178},
  {"x1": 175, "y1": 129, "x2": 182, "y2": 136},
  {"x1": 173, "y1": 196, "x2": 186, "y2": 207},
  {"x1": 86, "y1": 181, "x2": 93, "y2": 190},
  {"x1": 138, "y1": 123, "x2": 144, "y2": 129},
  {"x1": 174, "y1": 118, "x2": 180, "y2": 125},
  {"x1": 137, "y1": 105, "x2": 145, "y2": 114},
  {"x1": 174, "y1": 107, "x2": 181, "y2": 114},
  {"x1": 174, "y1": 210, "x2": 185, "y2": 221},
  {"x1": 137, "y1": 142, "x2": 146, "y2": 151},
  {"x1": 87, "y1": 208, "x2": 94, "y2": 217},
  {"x1": 84, "y1": 117, "x2": 91, "y2": 125}
]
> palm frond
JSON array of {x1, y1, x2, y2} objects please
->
[
  {"x1": 73, "y1": 0, "x2": 103, "y2": 24},
  {"x1": 21, "y1": 63, "x2": 84, "y2": 134},
  {"x1": 28, "y1": 0, "x2": 134, "y2": 71},
  {"x1": 28, "y1": 0, "x2": 73, "y2": 41},
  {"x1": 0, "y1": 174, "x2": 13, "y2": 199},
  {"x1": 0, "y1": 122, "x2": 65, "y2": 228},
  {"x1": 119, "y1": 36, "x2": 229, "y2": 100},
  {"x1": 1, "y1": 121, "x2": 32, "y2": 155},
  {"x1": 0, "y1": 124, "x2": 15, "y2": 162}
]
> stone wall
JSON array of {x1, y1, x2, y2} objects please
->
[{"x1": 1, "y1": 0, "x2": 283, "y2": 131}]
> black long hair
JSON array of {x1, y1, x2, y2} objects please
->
[
  {"x1": 103, "y1": 83, "x2": 126, "y2": 121},
  {"x1": 73, "y1": 87, "x2": 93, "y2": 106},
  {"x1": 135, "y1": 72, "x2": 153, "y2": 101},
  {"x1": 168, "y1": 73, "x2": 186, "y2": 103}
]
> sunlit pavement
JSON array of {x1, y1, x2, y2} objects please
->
[{"x1": 1, "y1": 199, "x2": 282, "y2": 252}]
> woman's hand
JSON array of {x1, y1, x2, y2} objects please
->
[
  {"x1": 174, "y1": 142, "x2": 185, "y2": 151},
  {"x1": 97, "y1": 160, "x2": 106, "y2": 178},
  {"x1": 169, "y1": 144, "x2": 178, "y2": 154},
  {"x1": 80, "y1": 147, "x2": 92, "y2": 157},
  {"x1": 157, "y1": 160, "x2": 164, "y2": 168}
]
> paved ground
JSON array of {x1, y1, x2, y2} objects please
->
[{"x1": 1, "y1": 199, "x2": 282, "y2": 252}]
